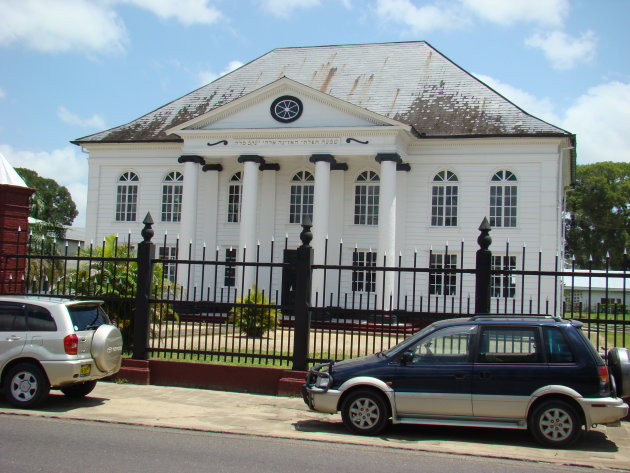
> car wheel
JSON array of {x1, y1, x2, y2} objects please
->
[
  {"x1": 341, "y1": 389, "x2": 389, "y2": 435},
  {"x1": 60, "y1": 380, "x2": 98, "y2": 399},
  {"x1": 530, "y1": 400, "x2": 582, "y2": 448},
  {"x1": 3, "y1": 363, "x2": 50, "y2": 408}
]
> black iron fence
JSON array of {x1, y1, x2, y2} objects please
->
[{"x1": 2, "y1": 215, "x2": 628, "y2": 369}]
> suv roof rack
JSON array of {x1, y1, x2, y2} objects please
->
[{"x1": 470, "y1": 314, "x2": 564, "y2": 322}]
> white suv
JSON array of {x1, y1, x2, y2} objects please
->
[{"x1": 0, "y1": 296, "x2": 123, "y2": 408}]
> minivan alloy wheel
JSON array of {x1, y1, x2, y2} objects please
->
[
  {"x1": 4, "y1": 363, "x2": 50, "y2": 408},
  {"x1": 530, "y1": 400, "x2": 581, "y2": 447},
  {"x1": 341, "y1": 389, "x2": 389, "y2": 435}
]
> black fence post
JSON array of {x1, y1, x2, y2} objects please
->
[
  {"x1": 133, "y1": 213, "x2": 155, "y2": 360},
  {"x1": 475, "y1": 218, "x2": 492, "y2": 314},
  {"x1": 292, "y1": 218, "x2": 313, "y2": 371}
]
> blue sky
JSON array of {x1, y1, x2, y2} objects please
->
[{"x1": 1, "y1": 0, "x2": 628, "y2": 227}]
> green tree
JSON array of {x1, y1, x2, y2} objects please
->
[
  {"x1": 68, "y1": 235, "x2": 179, "y2": 343},
  {"x1": 15, "y1": 167, "x2": 78, "y2": 236},
  {"x1": 565, "y1": 161, "x2": 630, "y2": 269}
]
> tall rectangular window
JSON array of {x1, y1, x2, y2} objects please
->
[
  {"x1": 354, "y1": 171, "x2": 379, "y2": 225},
  {"x1": 228, "y1": 172, "x2": 242, "y2": 223},
  {"x1": 431, "y1": 171, "x2": 458, "y2": 227},
  {"x1": 491, "y1": 255, "x2": 517, "y2": 298},
  {"x1": 352, "y1": 250, "x2": 377, "y2": 292},
  {"x1": 161, "y1": 171, "x2": 183, "y2": 222},
  {"x1": 116, "y1": 172, "x2": 139, "y2": 222},
  {"x1": 429, "y1": 253, "x2": 458, "y2": 295},
  {"x1": 489, "y1": 170, "x2": 517, "y2": 228},
  {"x1": 158, "y1": 246, "x2": 177, "y2": 283},
  {"x1": 224, "y1": 248, "x2": 237, "y2": 287}
]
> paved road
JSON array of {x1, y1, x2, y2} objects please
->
[
  {"x1": 0, "y1": 383, "x2": 628, "y2": 471},
  {"x1": 0, "y1": 415, "x2": 608, "y2": 473}
]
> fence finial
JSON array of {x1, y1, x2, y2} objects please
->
[
  {"x1": 300, "y1": 216, "x2": 313, "y2": 247},
  {"x1": 141, "y1": 212, "x2": 154, "y2": 243},
  {"x1": 477, "y1": 217, "x2": 492, "y2": 251}
]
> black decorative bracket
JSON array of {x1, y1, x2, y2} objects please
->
[
  {"x1": 346, "y1": 138, "x2": 369, "y2": 145},
  {"x1": 207, "y1": 140, "x2": 228, "y2": 147},
  {"x1": 178, "y1": 155, "x2": 205, "y2": 165},
  {"x1": 202, "y1": 164, "x2": 223, "y2": 172}
]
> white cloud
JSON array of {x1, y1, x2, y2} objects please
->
[
  {"x1": 198, "y1": 60, "x2": 245, "y2": 85},
  {"x1": 260, "y1": 0, "x2": 321, "y2": 18},
  {"x1": 561, "y1": 81, "x2": 630, "y2": 164},
  {"x1": 374, "y1": 0, "x2": 469, "y2": 33},
  {"x1": 469, "y1": 76, "x2": 630, "y2": 165},
  {"x1": 525, "y1": 30, "x2": 597, "y2": 71},
  {"x1": 473, "y1": 74, "x2": 559, "y2": 125},
  {"x1": 0, "y1": 144, "x2": 88, "y2": 226},
  {"x1": 460, "y1": 0, "x2": 568, "y2": 27},
  {"x1": 57, "y1": 106, "x2": 106, "y2": 130},
  {"x1": 122, "y1": 0, "x2": 222, "y2": 25},
  {"x1": 0, "y1": 88, "x2": 5, "y2": 99},
  {"x1": 0, "y1": 0, "x2": 128, "y2": 55}
]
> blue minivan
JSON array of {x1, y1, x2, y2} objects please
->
[{"x1": 303, "y1": 315, "x2": 629, "y2": 447}]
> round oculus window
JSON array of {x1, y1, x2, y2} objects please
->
[{"x1": 270, "y1": 96, "x2": 303, "y2": 123}]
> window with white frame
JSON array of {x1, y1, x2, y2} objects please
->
[
  {"x1": 429, "y1": 253, "x2": 458, "y2": 295},
  {"x1": 354, "y1": 171, "x2": 379, "y2": 225},
  {"x1": 161, "y1": 171, "x2": 183, "y2": 222},
  {"x1": 158, "y1": 246, "x2": 177, "y2": 283},
  {"x1": 431, "y1": 170, "x2": 458, "y2": 227},
  {"x1": 227, "y1": 172, "x2": 242, "y2": 223},
  {"x1": 489, "y1": 170, "x2": 517, "y2": 228},
  {"x1": 352, "y1": 250, "x2": 377, "y2": 292},
  {"x1": 224, "y1": 248, "x2": 237, "y2": 287},
  {"x1": 289, "y1": 171, "x2": 314, "y2": 224},
  {"x1": 116, "y1": 172, "x2": 139, "y2": 222},
  {"x1": 491, "y1": 255, "x2": 517, "y2": 298}
]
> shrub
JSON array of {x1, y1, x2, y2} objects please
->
[{"x1": 229, "y1": 285, "x2": 280, "y2": 338}]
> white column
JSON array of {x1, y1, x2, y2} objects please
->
[
  {"x1": 177, "y1": 156, "x2": 202, "y2": 289},
  {"x1": 376, "y1": 153, "x2": 399, "y2": 310},
  {"x1": 310, "y1": 154, "x2": 332, "y2": 305},
  {"x1": 237, "y1": 155, "x2": 261, "y2": 293}
]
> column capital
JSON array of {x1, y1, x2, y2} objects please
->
[
  {"x1": 178, "y1": 155, "x2": 206, "y2": 165},
  {"x1": 202, "y1": 163, "x2": 223, "y2": 172},
  {"x1": 238, "y1": 154, "x2": 264, "y2": 164},
  {"x1": 375, "y1": 153, "x2": 402, "y2": 164},
  {"x1": 309, "y1": 154, "x2": 335, "y2": 164}
]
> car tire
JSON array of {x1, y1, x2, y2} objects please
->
[
  {"x1": 60, "y1": 380, "x2": 98, "y2": 399},
  {"x1": 341, "y1": 389, "x2": 389, "y2": 435},
  {"x1": 529, "y1": 400, "x2": 582, "y2": 448},
  {"x1": 91, "y1": 324, "x2": 123, "y2": 373},
  {"x1": 3, "y1": 363, "x2": 50, "y2": 408}
]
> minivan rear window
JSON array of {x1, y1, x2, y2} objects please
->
[{"x1": 67, "y1": 305, "x2": 111, "y2": 331}]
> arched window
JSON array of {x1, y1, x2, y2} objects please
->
[
  {"x1": 116, "y1": 171, "x2": 139, "y2": 222},
  {"x1": 431, "y1": 170, "x2": 458, "y2": 227},
  {"x1": 227, "y1": 172, "x2": 242, "y2": 223},
  {"x1": 489, "y1": 170, "x2": 517, "y2": 227},
  {"x1": 161, "y1": 171, "x2": 183, "y2": 222},
  {"x1": 289, "y1": 171, "x2": 314, "y2": 224},
  {"x1": 354, "y1": 171, "x2": 379, "y2": 225}
]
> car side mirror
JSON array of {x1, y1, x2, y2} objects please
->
[{"x1": 400, "y1": 351, "x2": 414, "y2": 365}]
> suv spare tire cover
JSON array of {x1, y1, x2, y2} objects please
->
[
  {"x1": 607, "y1": 348, "x2": 630, "y2": 398},
  {"x1": 91, "y1": 325, "x2": 123, "y2": 373}
]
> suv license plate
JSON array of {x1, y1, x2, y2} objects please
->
[{"x1": 80, "y1": 364, "x2": 91, "y2": 377}]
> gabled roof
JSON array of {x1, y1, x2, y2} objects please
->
[{"x1": 74, "y1": 41, "x2": 569, "y2": 144}]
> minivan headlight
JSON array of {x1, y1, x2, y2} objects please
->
[{"x1": 315, "y1": 373, "x2": 332, "y2": 389}]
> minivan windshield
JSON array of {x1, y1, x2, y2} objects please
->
[
  {"x1": 67, "y1": 305, "x2": 111, "y2": 331},
  {"x1": 381, "y1": 324, "x2": 437, "y2": 356}
]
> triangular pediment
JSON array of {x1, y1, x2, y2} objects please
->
[{"x1": 166, "y1": 77, "x2": 409, "y2": 136}]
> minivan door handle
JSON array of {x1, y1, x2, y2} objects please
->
[
  {"x1": 454, "y1": 371, "x2": 466, "y2": 380},
  {"x1": 6, "y1": 335, "x2": 22, "y2": 341},
  {"x1": 479, "y1": 371, "x2": 491, "y2": 379}
]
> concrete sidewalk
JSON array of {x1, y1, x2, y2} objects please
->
[{"x1": 1, "y1": 382, "x2": 628, "y2": 471}]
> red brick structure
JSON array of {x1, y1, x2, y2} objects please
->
[{"x1": 0, "y1": 184, "x2": 34, "y2": 294}]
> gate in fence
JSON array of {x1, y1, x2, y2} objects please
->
[{"x1": 1, "y1": 214, "x2": 627, "y2": 370}]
